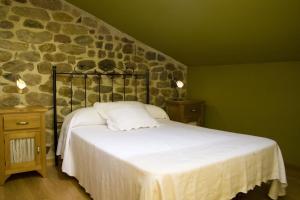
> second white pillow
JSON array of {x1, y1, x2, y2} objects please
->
[
  {"x1": 94, "y1": 101, "x2": 159, "y2": 131},
  {"x1": 145, "y1": 104, "x2": 170, "y2": 120}
]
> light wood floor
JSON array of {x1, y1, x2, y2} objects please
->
[{"x1": 0, "y1": 166, "x2": 299, "y2": 200}]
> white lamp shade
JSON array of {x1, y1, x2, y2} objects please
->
[
  {"x1": 16, "y1": 78, "x2": 27, "y2": 90},
  {"x1": 176, "y1": 80, "x2": 184, "y2": 88}
]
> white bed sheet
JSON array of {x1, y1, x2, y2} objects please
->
[{"x1": 58, "y1": 120, "x2": 287, "y2": 200}]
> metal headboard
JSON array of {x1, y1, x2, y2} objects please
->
[{"x1": 52, "y1": 66, "x2": 150, "y2": 165}]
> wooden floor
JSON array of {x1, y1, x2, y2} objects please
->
[{"x1": 0, "y1": 166, "x2": 299, "y2": 200}]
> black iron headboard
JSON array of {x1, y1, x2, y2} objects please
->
[{"x1": 52, "y1": 66, "x2": 150, "y2": 165}]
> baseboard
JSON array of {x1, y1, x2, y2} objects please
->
[{"x1": 286, "y1": 163, "x2": 300, "y2": 171}]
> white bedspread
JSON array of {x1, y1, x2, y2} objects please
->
[{"x1": 57, "y1": 120, "x2": 287, "y2": 200}]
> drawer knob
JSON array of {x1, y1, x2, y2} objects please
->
[
  {"x1": 191, "y1": 109, "x2": 197, "y2": 112},
  {"x1": 16, "y1": 121, "x2": 29, "y2": 125}
]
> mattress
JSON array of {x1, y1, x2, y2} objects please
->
[{"x1": 59, "y1": 120, "x2": 287, "y2": 200}]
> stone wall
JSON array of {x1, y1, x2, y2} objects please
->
[{"x1": 0, "y1": 0, "x2": 187, "y2": 159}]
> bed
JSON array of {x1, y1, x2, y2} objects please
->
[
  {"x1": 52, "y1": 67, "x2": 287, "y2": 200},
  {"x1": 57, "y1": 116, "x2": 287, "y2": 200}
]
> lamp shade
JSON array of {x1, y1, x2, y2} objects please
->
[
  {"x1": 16, "y1": 78, "x2": 27, "y2": 90},
  {"x1": 175, "y1": 80, "x2": 184, "y2": 88}
]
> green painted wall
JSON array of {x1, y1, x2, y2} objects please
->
[
  {"x1": 67, "y1": 0, "x2": 300, "y2": 66},
  {"x1": 188, "y1": 62, "x2": 300, "y2": 167}
]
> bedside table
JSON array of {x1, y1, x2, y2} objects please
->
[
  {"x1": 165, "y1": 100, "x2": 205, "y2": 126},
  {"x1": 0, "y1": 106, "x2": 48, "y2": 185}
]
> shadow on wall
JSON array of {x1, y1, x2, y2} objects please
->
[{"x1": 188, "y1": 62, "x2": 300, "y2": 167}]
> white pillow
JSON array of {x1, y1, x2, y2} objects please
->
[
  {"x1": 72, "y1": 107, "x2": 106, "y2": 127},
  {"x1": 145, "y1": 104, "x2": 170, "y2": 120},
  {"x1": 94, "y1": 101, "x2": 159, "y2": 131}
]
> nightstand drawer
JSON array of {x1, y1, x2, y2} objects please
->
[
  {"x1": 166, "y1": 100, "x2": 205, "y2": 126},
  {"x1": 184, "y1": 103, "x2": 202, "y2": 120},
  {"x1": 3, "y1": 113, "x2": 41, "y2": 131}
]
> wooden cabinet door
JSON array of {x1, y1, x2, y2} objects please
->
[{"x1": 4, "y1": 131, "x2": 41, "y2": 174}]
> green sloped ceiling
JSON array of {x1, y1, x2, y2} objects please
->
[{"x1": 67, "y1": 0, "x2": 300, "y2": 66}]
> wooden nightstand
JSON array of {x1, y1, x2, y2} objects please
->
[
  {"x1": 166, "y1": 100, "x2": 205, "y2": 126},
  {"x1": 0, "y1": 106, "x2": 48, "y2": 185}
]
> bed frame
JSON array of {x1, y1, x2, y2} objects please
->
[{"x1": 52, "y1": 66, "x2": 150, "y2": 165}]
